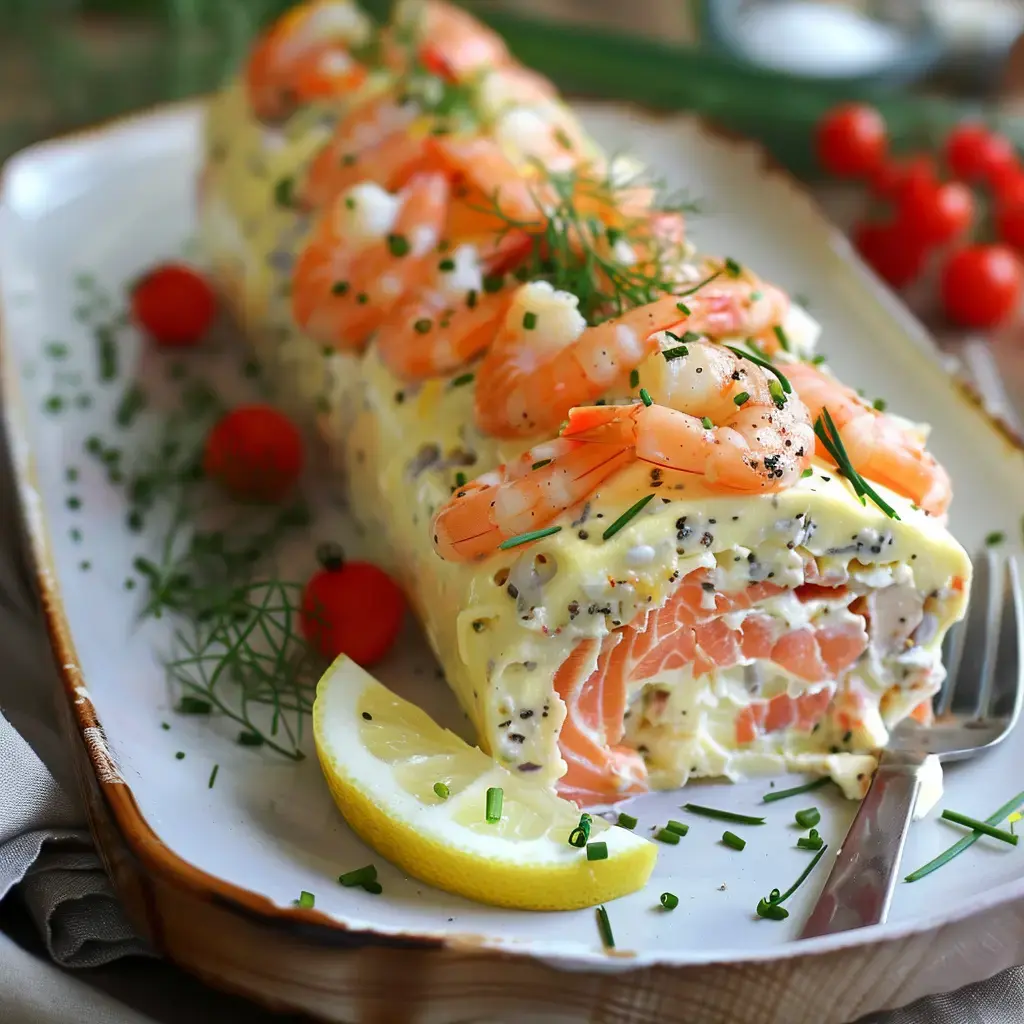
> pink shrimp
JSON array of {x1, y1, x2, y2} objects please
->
[
  {"x1": 785, "y1": 360, "x2": 952, "y2": 516},
  {"x1": 561, "y1": 341, "x2": 815, "y2": 492},
  {"x1": 244, "y1": 0, "x2": 371, "y2": 122},
  {"x1": 431, "y1": 439, "x2": 633, "y2": 562},
  {"x1": 291, "y1": 172, "x2": 449, "y2": 350}
]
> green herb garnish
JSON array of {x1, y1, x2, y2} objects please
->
[
  {"x1": 295, "y1": 891, "x2": 315, "y2": 909},
  {"x1": 207, "y1": 764, "x2": 219, "y2": 789},
  {"x1": 665, "y1": 819, "x2": 689, "y2": 837},
  {"x1": 602, "y1": 493, "x2": 654, "y2": 541},
  {"x1": 339, "y1": 865, "x2": 378, "y2": 888},
  {"x1": 485, "y1": 786, "x2": 503, "y2": 823},
  {"x1": 941, "y1": 809, "x2": 1019, "y2": 846},
  {"x1": 725, "y1": 345, "x2": 791, "y2": 395},
  {"x1": 794, "y1": 807, "x2": 821, "y2": 829},
  {"x1": 499, "y1": 525, "x2": 562, "y2": 550},
  {"x1": 433, "y1": 782, "x2": 450, "y2": 800},
  {"x1": 586, "y1": 841, "x2": 608, "y2": 861},
  {"x1": 683, "y1": 803, "x2": 765, "y2": 825},
  {"x1": 569, "y1": 813, "x2": 592, "y2": 848},
  {"x1": 596, "y1": 905, "x2": 614, "y2": 948},
  {"x1": 660, "y1": 892, "x2": 678, "y2": 911},
  {"x1": 655, "y1": 827, "x2": 680, "y2": 845},
  {"x1": 722, "y1": 830, "x2": 746, "y2": 851},
  {"x1": 617, "y1": 813, "x2": 638, "y2": 830},
  {"x1": 756, "y1": 844, "x2": 828, "y2": 920},
  {"x1": 763, "y1": 777, "x2": 831, "y2": 803},
  {"x1": 814, "y1": 408, "x2": 899, "y2": 519}
]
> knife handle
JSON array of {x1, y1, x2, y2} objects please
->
[{"x1": 799, "y1": 751, "x2": 928, "y2": 939}]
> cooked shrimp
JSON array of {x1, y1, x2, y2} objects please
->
[
  {"x1": 562, "y1": 341, "x2": 815, "y2": 492},
  {"x1": 431, "y1": 439, "x2": 633, "y2": 561},
  {"x1": 785, "y1": 361, "x2": 951, "y2": 516},
  {"x1": 245, "y1": 0, "x2": 371, "y2": 121},
  {"x1": 474, "y1": 286, "x2": 687, "y2": 438},
  {"x1": 382, "y1": 0, "x2": 512, "y2": 80},
  {"x1": 291, "y1": 173, "x2": 449, "y2": 349},
  {"x1": 300, "y1": 94, "x2": 423, "y2": 207},
  {"x1": 375, "y1": 244, "x2": 515, "y2": 379}
]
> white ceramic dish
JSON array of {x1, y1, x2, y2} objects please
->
[{"x1": 3, "y1": 100, "x2": 1024, "y2": 1009}]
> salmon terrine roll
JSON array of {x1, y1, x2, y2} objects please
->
[{"x1": 199, "y1": 0, "x2": 971, "y2": 806}]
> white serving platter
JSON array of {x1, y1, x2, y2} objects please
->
[{"x1": 3, "y1": 100, "x2": 1024, "y2": 1022}]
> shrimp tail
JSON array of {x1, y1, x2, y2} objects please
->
[{"x1": 560, "y1": 405, "x2": 640, "y2": 445}]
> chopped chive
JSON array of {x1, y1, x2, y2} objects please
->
[
  {"x1": 387, "y1": 234, "x2": 410, "y2": 257},
  {"x1": 660, "y1": 892, "x2": 679, "y2": 911},
  {"x1": 331, "y1": 280, "x2": 349, "y2": 296},
  {"x1": 450, "y1": 372, "x2": 474, "y2": 387},
  {"x1": 586, "y1": 841, "x2": 608, "y2": 861},
  {"x1": 655, "y1": 827, "x2": 680, "y2": 845},
  {"x1": 362, "y1": 881, "x2": 383, "y2": 894},
  {"x1": 725, "y1": 257, "x2": 742, "y2": 276},
  {"x1": 797, "y1": 834, "x2": 824, "y2": 851},
  {"x1": 95, "y1": 325, "x2": 119, "y2": 382},
  {"x1": 602, "y1": 493, "x2": 654, "y2": 541},
  {"x1": 750, "y1": 290, "x2": 763, "y2": 301},
  {"x1": 757, "y1": 844, "x2": 828, "y2": 920},
  {"x1": 531, "y1": 458, "x2": 551, "y2": 470},
  {"x1": 466, "y1": 289, "x2": 478, "y2": 309},
  {"x1": 483, "y1": 274, "x2": 504, "y2": 293},
  {"x1": 665, "y1": 819, "x2": 689, "y2": 837},
  {"x1": 663, "y1": 345, "x2": 689, "y2": 361},
  {"x1": 207, "y1": 764, "x2": 219, "y2": 789},
  {"x1": 439, "y1": 258, "x2": 456, "y2": 271},
  {"x1": 433, "y1": 782, "x2": 450, "y2": 800},
  {"x1": 773, "y1": 325, "x2": 791, "y2": 352},
  {"x1": 815, "y1": 409, "x2": 899, "y2": 520},
  {"x1": 356, "y1": 292, "x2": 368, "y2": 304},
  {"x1": 722, "y1": 830, "x2": 746, "y2": 850},
  {"x1": 237, "y1": 731, "x2": 264, "y2": 747},
  {"x1": 681, "y1": 331, "x2": 703, "y2": 343},
  {"x1": 498, "y1": 525, "x2": 562, "y2": 549},
  {"x1": 986, "y1": 531, "x2": 1006, "y2": 547},
  {"x1": 175, "y1": 751, "x2": 185, "y2": 760},
  {"x1": 684, "y1": 803, "x2": 765, "y2": 825},
  {"x1": 569, "y1": 813, "x2": 592, "y2": 848},
  {"x1": 115, "y1": 384, "x2": 147, "y2": 427},
  {"x1": 941, "y1": 809, "x2": 1019, "y2": 846},
  {"x1": 907, "y1": 789, "x2": 1024, "y2": 881},
  {"x1": 801, "y1": 468, "x2": 813, "y2": 479},
  {"x1": 733, "y1": 391, "x2": 750, "y2": 406},
  {"x1": 339, "y1": 865, "x2": 378, "y2": 887},
  {"x1": 273, "y1": 176, "x2": 294, "y2": 207},
  {"x1": 629, "y1": 369, "x2": 640, "y2": 388},
  {"x1": 296, "y1": 891, "x2": 315, "y2": 909},
  {"x1": 414, "y1": 318, "x2": 432, "y2": 334},
  {"x1": 522, "y1": 311, "x2": 538, "y2": 330},
  {"x1": 725, "y1": 345, "x2": 792, "y2": 393},
  {"x1": 701, "y1": 416, "x2": 713, "y2": 430},
  {"x1": 596, "y1": 905, "x2": 614, "y2": 948},
  {"x1": 454, "y1": 471, "x2": 467, "y2": 489},
  {"x1": 763, "y1": 777, "x2": 830, "y2": 803},
  {"x1": 676, "y1": 301, "x2": 691, "y2": 315},
  {"x1": 485, "y1": 786, "x2": 503, "y2": 823},
  {"x1": 177, "y1": 696, "x2": 212, "y2": 715},
  {"x1": 795, "y1": 807, "x2": 821, "y2": 829},
  {"x1": 639, "y1": 388, "x2": 653, "y2": 407},
  {"x1": 873, "y1": 398, "x2": 887, "y2": 411},
  {"x1": 616, "y1": 812, "x2": 638, "y2": 830},
  {"x1": 341, "y1": 153, "x2": 357, "y2": 166}
]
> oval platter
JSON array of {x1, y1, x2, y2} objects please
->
[{"x1": 2, "y1": 99, "x2": 1024, "y2": 1024}]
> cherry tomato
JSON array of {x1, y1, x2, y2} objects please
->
[
  {"x1": 945, "y1": 122, "x2": 1017, "y2": 185},
  {"x1": 993, "y1": 169, "x2": 1024, "y2": 209},
  {"x1": 815, "y1": 104, "x2": 887, "y2": 178},
  {"x1": 939, "y1": 245, "x2": 1023, "y2": 328},
  {"x1": 897, "y1": 179, "x2": 974, "y2": 246},
  {"x1": 997, "y1": 202, "x2": 1024, "y2": 253},
  {"x1": 853, "y1": 221, "x2": 928, "y2": 289},
  {"x1": 301, "y1": 549, "x2": 405, "y2": 666},
  {"x1": 868, "y1": 154, "x2": 936, "y2": 203},
  {"x1": 203, "y1": 404, "x2": 304, "y2": 503},
  {"x1": 131, "y1": 263, "x2": 217, "y2": 347}
]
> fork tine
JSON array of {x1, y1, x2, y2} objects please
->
[
  {"x1": 935, "y1": 550, "x2": 989, "y2": 718},
  {"x1": 988, "y1": 556, "x2": 1023, "y2": 724},
  {"x1": 945, "y1": 549, "x2": 1003, "y2": 721}
]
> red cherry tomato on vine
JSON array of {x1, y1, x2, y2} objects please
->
[
  {"x1": 853, "y1": 221, "x2": 928, "y2": 289},
  {"x1": 993, "y1": 169, "x2": 1024, "y2": 209},
  {"x1": 939, "y1": 245, "x2": 1023, "y2": 328},
  {"x1": 945, "y1": 123, "x2": 1017, "y2": 185},
  {"x1": 131, "y1": 263, "x2": 217, "y2": 347},
  {"x1": 869, "y1": 154, "x2": 936, "y2": 203},
  {"x1": 898, "y1": 179, "x2": 974, "y2": 246},
  {"x1": 996, "y1": 203, "x2": 1024, "y2": 254},
  {"x1": 301, "y1": 550, "x2": 405, "y2": 666},
  {"x1": 203, "y1": 404, "x2": 304, "y2": 503},
  {"x1": 816, "y1": 104, "x2": 887, "y2": 178}
]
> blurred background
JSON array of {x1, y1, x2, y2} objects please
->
[{"x1": 4, "y1": 0, "x2": 1024, "y2": 174}]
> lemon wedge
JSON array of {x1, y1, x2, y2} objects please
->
[{"x1": 312, "y1": 655, "x2": 657, "y2": 911}]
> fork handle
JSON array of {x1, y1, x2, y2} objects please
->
[{"x1": 799, "y1": 751, "x2": 929, "y2": 939}]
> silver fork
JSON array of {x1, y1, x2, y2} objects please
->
[{"x1": 800, "y1": 550, "x2": 1024, "y2": 939}]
